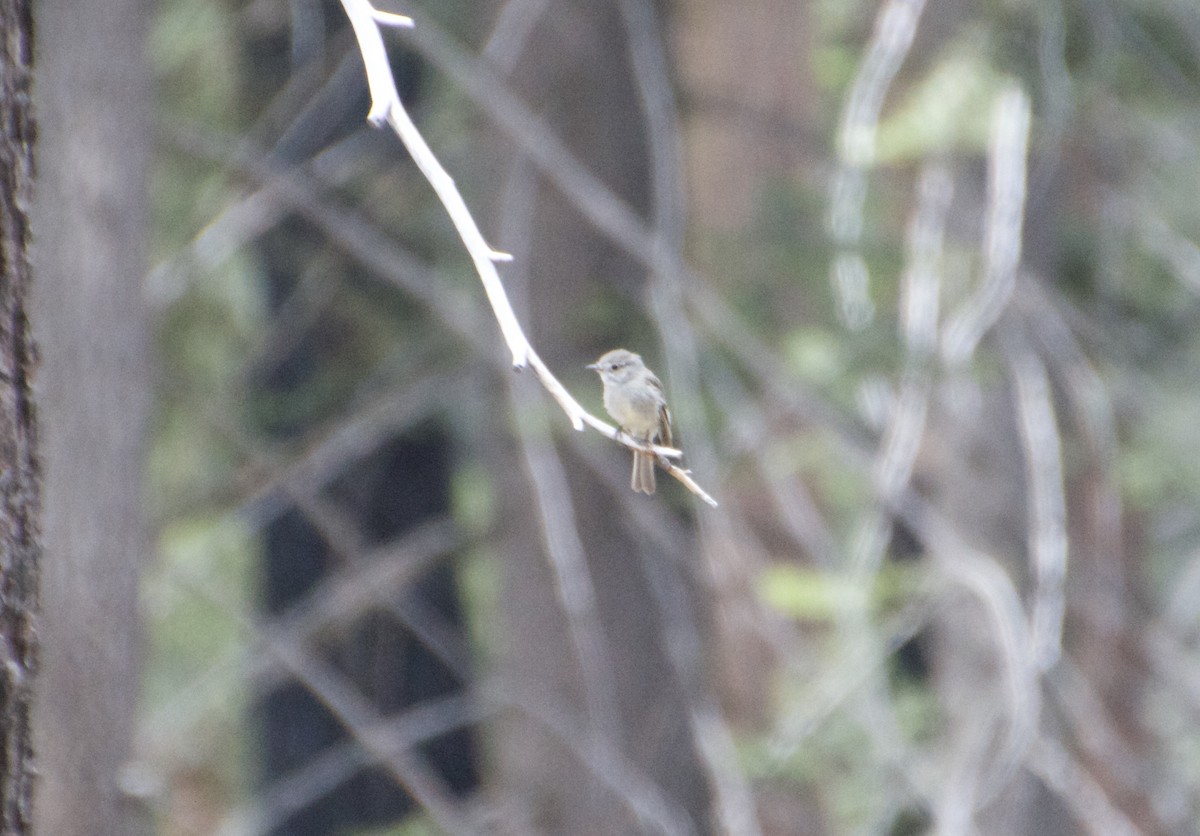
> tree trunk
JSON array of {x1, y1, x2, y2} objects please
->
[
  {"x1": 30, "y1": 0, "x2": 153, "y2": 832},
  {"x1": 480, "y1": 2, "x2": 716, "y2": 831},
  {"x1": 0, "y1": 1, "x2": 41, "y2": 833}
]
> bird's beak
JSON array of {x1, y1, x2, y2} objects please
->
[{"x1": 586, "y1": 362, "x2": 600, "y2": 371}]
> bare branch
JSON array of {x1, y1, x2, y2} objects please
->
[
  {"x1": 340, "y1": 0, "x2": 527, "y2": 364},
  {"x1": 337, "y1": 0, "x2": 718, "y2": 507},
  {"x1": 828, "y1": 0, "x2": 930, "y2": 329},
  {"x1": 941, "y1": 86, "x2": 1032, "y2": 365},
  {"x1": 1007, "y1": 344, "x2": 1068, "y2": 671}
]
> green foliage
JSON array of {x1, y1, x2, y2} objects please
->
[
  {"x1": 151, "y1": 0, "x2": 242, "y2": 127},
  {"x1": 759, "y1": 562, "x2": 925, "y2": 622},
  {"x1": 874, "y1": 32, "x2": 1011, "y2": 163},
  {"x1": 784, "y1": 327, "x2": 844, "y2": 387},
  {"x1": 140, "y1": 514, "x2": 257, "y2": 813},
  {"x1": 453, "y1": 460, "x2": 503, "y2": 663},
  {"x1": 1118, "y1": 373, "x2": 1200, "y2": 518},
  {"x1": 143, "y1": 517, "x2": 256, "y2": 711},
  {"x1": 344, "y1": 814, "x2": 441, "y2": 836}
]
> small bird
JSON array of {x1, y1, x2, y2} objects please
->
[{"x1": 587, "y1": 349, "x2": 674, "y2": 494}]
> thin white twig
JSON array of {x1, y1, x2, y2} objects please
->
[
  {"x1": 1027, "y1": 736, "x2": 1143, "y2": 836},
  {"x1": 828, "y1": 0, "x2": 929, "y2": 329},
  {"x1": 341, "y1": 0, "x2": 524, "y2": 357},
  {"x1": 942, "y1": 87, "x2": 1031, "y2": 365},
  {"x1": 1008, "y1": 345, "x2": 1068, "y2": 671},
  {"x1": 482, "y1": 0, "x2": 550, "y2": 72},
  {"x1": 371, "y1": 9, "x2": 413, "y2": 28},
  {"x1": 338, "y1": 0, "x2": 718, "y2": 508},
  {"x1": 897, "y1": 492, "x2": 1041, "y2": 809},
  {"x1": 901, "y1": 165, "x2": 952, "y2": 357}
]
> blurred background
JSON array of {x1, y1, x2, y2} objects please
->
[{"x1": 28, "y1": 0, "x2": 1200, "y2": 834}]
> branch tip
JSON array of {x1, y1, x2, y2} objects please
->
[
  {"x1": 367, "y1": 103, "x2": 391, "y2": 126},
  {"x1": 371, "y1": 11, "x2": 414, "y2": 27},
  {"x1": 490, "y1": 249, "x2": 514, "y2": 262}
]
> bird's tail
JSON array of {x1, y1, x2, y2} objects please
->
[{"x1": 632, "y1": 450, "x2": 656, "y2": 494}]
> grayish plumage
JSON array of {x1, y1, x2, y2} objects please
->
[{"x1": 587, "y1": 349, "x2": 673, "y2": 494}]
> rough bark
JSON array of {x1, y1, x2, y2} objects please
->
[
  {"x1": 30, "y1": 0, "x2": 152, "y2": 832},
  {"x1": 0, "y1": 1, "x2": 41, "y2": 833}
]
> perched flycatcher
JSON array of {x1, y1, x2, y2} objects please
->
[{"x1": 587, "y1": 349, "x2": 673, "y2": 494}]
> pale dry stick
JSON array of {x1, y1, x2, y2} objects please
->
[
  {"x1": 139, "y1": 383, "x2": 467, "y2": 748},
  {"x1": 1015, "y1": 284, "x2": 1125, "y2": 577},
  {"x1": 258, "y1": 522, "x2": 460, "y2": 661},
  {"x1": 767, "y1": 589, "x2": 936, "y2": 755},
  {"x1": 578, "y1": 426, "x2": 823, "y2": 735},
  {"x1": 1164, "y1": 549, "x2": 1200, "y2": 628},
  {"x1": 814, "y1": 163, "x2": 954, "y2": 824},
  {"x1": 941, "y1": 87, "x2": 1032, "y2": 366},
  {"x1": 1046, "y1": 657, "x2": 1158, "y2": 812},
  {"x1": 151, "y1": 372, "x2": 690, "y2": 836},
  {"x1": 139, "y1": 519, "x2": 460, "y2": 758},
  {"x1": 222, "y1": 736, "x2": 368, "y2": 836},
  {"x1": 851, "y1": 167, "x2": 951, "y2": 819},
  {"x1": 714, "y1": 360, "x2": 843, "y2": 569},
  {"x1": 157, "y1": 359, "x2": 457, "y2": 529},
  {"x1": 238, "y1": 259, "x2": 341, "y2": 385},
  {"x1": 162, "y1": 521, "x2": 690, "y2": 836},
  {"x1": 613, "y1": 0, "x2": 730, "y2": 515},
  {"x1": 163, "y1": 567, "x2": 478, "y2": 834},
  {"x1": 193, "y1": 591, "x2": 692, "y2": 836},
  {"x1": 1015, "y1": 282, "x2": 1120, "y2": 474},
  {"x1": 895, "y1": 492, "x2": 1041, "y2": 811},
  {"x1": 1144, "y1": 623, "x2": 1200, "y2": 823},
  {"x1": 618, "y1": 0, "x2": 721, "y2": 497},
  {"x1": 1026, "y1": 736, "x2": 1143, "y2": 836},
  {"x1": 482, "y1": 0, "x2": 551, "y2": 73},
  {"x1": 901, "y1": 166, "x2": 952, "y2": 356},
  {"x1": 395, "y1": 8, "x2": 659, "y2": 272},
  {"x1": 1007, "y1": 344, "x2": 1068, "y2": 671},
  {"x1": 166, "y1": 121, "x2": 494, "y2": 350},
  {"x1": 1029, "y1": 0, "x2": 1072, "y2": 210},
  {"x1": 828, "y1": 0, "x2": 930, "y2": 328},
  {"x1": 148, "y1": 99, "x2": 389, "y2": 311},
  {"x1": 253, "y1": 378, "x2": 460, "y2": 513},
  {"x1": 185, "y1": 367, "x2": 450, "y2": 559},
  {"x1": 573, "y1": 442, "x2": 698, "y2": 566},
  {"x1": 1138, "y1": 207, "x2": 1200, "y2": 296},
  {"x1": 341, "y1": 1, "x2": 524, "y2": 359},
  {"x1": 485, "y1": 680, "x2": 698, "y2": 836},
  {"x1": 936, "y1": 695, "x2": 1004, "y2": 834},
  {"x1": 145, "y1": 182, "x2": 282, "y2": 311},
  {"x1": 869, "y1": 165, "x2": 952, "y2": 511},
  {"x1": 222, "y1": 693, "x2": 486, "y2": 836},
  {"x1": 853, "y1": 164, "x2": 952, "y2": 568},
  {"x1": 338, "y1": 0, "x2": 716, "y2": 505},
  {"x1": 498, "y1": 158, "x2": 623, "y2": 747},
  {"x1": 249, "y1": 627, "x2": 477, "y2": 834}
]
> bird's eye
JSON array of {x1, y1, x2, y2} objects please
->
[{"x1": 609, "y1": 364, "x2": 619, "y2": 372}]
